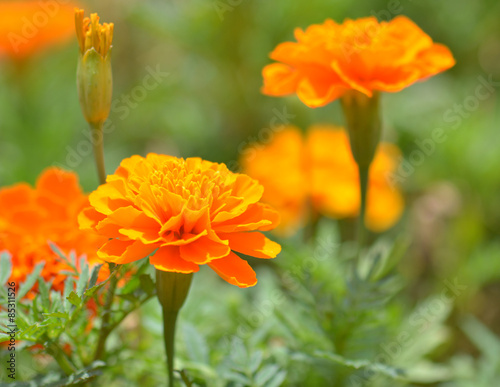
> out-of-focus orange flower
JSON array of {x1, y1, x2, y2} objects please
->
[
  {"x1": 79, "y1": 154, "x2": 281, "y2": 288},
  {"x1": 0, "y1": 168, "x2": 107, "y2": 296},
  {"x1": 0, "y1": 1, "x2": 77, "y2": 59},
  {"x1": 262, "y1": 16, "x2": 455, "y2": 107},
  {"x1": 242, "y1": 126, "x2": 404, "y2": 234}
]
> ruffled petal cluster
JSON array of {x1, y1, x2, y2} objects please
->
[
  {"x1": 262, "y1": 16, "x2": 455, "y2": 107},
  {"x1": 0, "y1": 168, "x2": 107, "y2": 296},
  {"x1": 0, "y1": 1, "x2": 76, "y2": 59},
  {"x1": 79, "y1": 154, "x2": 281, "y2": 288},
  {"x1": 242, "y1": 126, "x2": 404, "y2": 233}
]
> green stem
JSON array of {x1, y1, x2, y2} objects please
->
[
  {"x1": 357, "y1": 165, "x2": 369, "y2": 252},
  {"x1": 156, "y1": 270, "x2": 193, "y2": 387},
  {"x1": 46, "y1": 341, "x2": 77, "y2": 376},
  {"x1": 162, "y1": 309, "x2": 178, "y2": 387},
  {"x1": 90, "y1": 122, "x2": 106, "y2": 185},
  {"x1": 93, "y1": 264, "x2": 118, "y2": 361}
]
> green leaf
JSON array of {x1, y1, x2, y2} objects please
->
[
  {"x1": 370, "y1": 235, "x2": 410, "y2": 282},
  {"x1": 139, "y1": 273, "x2": 156, "y2": 296},
  {"x1": 67, "y1": 291, "x2": 82, "y2": 307},
  {"x1": 461, "y1": 315, "x2": 500, "y2": 359},
  {"x1": 0, "y1": 333, "x2": 9, "y2": 343},
  {"x1": 249, "y1": 350, "x2": 263, "y2": 374},
  {"x1": 63, "y1": 276, "x2": 75, "y2": 312},
  {"x1": 314, "y1": 350, "x2": 405, "y2": 380},
  {"x1": 0, "y1": 251, "x2": 12, "y2": 285},
  {"x1": 17, "y1": 262, "x2": 45, "y2": 299},
  {"x1": 266, "y1": 370, "x2": 287, "y2": 387},
  {"x1": 88, "y1": 264, "x2": 103, "y2": 289},
  {"x1": 83, "y1": 282, "x2": 106, "y2": 299},
  {"x1": 76, "y1": 259, "x2": 90, "y2": 296},
  {"x1": 120, "y1": 276, "x2": 141, "y2": 295},
  {"x1": 42, "y1": 312, "x2": 69, "y2": 319},
  {"x1": 223, "y1": 370, "x2": 252, "y2": 384},
  {"x1": 37, "y1": 278, "x2": 51, "y2": 311},
  {"x1": 255, "y1": 364, "x2": 280, "y2": 385},
  {"x1": 229, "y1": 337, "x2": 248, "y2": 368},
  {"x1": 49, "y1": 242, "x2": 78, "y2": 274},
  {"x1": 182, "y1": 323, "x2": 209, "y2": 364}
]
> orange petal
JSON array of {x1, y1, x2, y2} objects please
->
[
  {"x1": 98, "y1": 239, "x2": 157, "y2": 264},
  {"x1": 89, "y1": 180, "x2": 133, "y2": 216},
  {"x1": 261, "y1": 63, "x2": 300, "y2": 96},
  {"x1": 179, "y1": 237, "x2": 230, "y2": 264},
  {"x1": 107, "y1": 206, "x2": 161, "y2": 243},
  {"x1": 208, "y1": 251, "x2": 257, "y2": 288},
  {"x1": 0, "y1": 183, "x2": 33, "y2": 210},
  {"x1": 296, "y1": 75, "x2": 347, "y2": 108},
  {"x1": 36, "y1": 168, "x2": 82, "y2": 202},
  {"x1": 219, "y1": 232, "x2": 280, "y2": 259},
  {"x1": 78, "y1": 206, "x2": 106, "y2": 230},
  {"x1": 213, "y1": 203, "x2": 280, "y2": 233},
  {"x1": 150, "y1": 246, "x2": 199, "y2": 273}
]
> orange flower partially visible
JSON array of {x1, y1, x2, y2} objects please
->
[
  {"x1": 0, "y1": 168, "x2": 107, "y2": 297},
  {"x1": 0, "y1": 1, "x2": 77, "y2": 59},
  {"x1": 262, "y1": 16, "x2": 455, "y2": 107},
  {"x1": 242, "y1": 126, "x2": 404, "y2": 234},
  {"x1": 79, "y1": 154, "x2": 281, "y2": 288}
]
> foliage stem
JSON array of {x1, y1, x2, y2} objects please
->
[
  {"x1": 162, "y1": 309, "x2": 178, "y2": 387},
  {"x1": 46, "y1": 341, "x2": 77, "y2": 376},
  {"x1": 93, "y1": 263, "x2": 118, "y2": 361},
  {"x1": 90, "y1": 122, "x2": 106, "y2": 185},
  {"x1": 156, "y1": 270, "x2": 193, "y2": 387},
  {"x1": 357, "y1": 165, "x2": 369, "y2": 254}
]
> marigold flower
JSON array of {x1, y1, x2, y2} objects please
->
[
  {"x1": 0, "y1": 1, "x2": 76, "y2": 59},
  {"x1": 0, "y1": 168, "x2": 107, "y2": 296},
  {"x1": 262, "y1": 16, "x2": 455, "y2": 108},
  {"x1": 242, "y1": 126, "x2": 404, "y2": 233},
  {"x1": 79, "y1": 154, "x2": 281, "y2": 288}
]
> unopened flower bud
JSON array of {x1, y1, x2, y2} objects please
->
[{"x1": 75, "y1": 9, "x2": 113, "y2": 126}]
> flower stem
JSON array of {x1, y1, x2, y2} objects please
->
[
  {"x1": 46, "y1": 340, "x2": 77, "y2": 375},
  {"x1": 357, "y1": 165, "x2": 370, "y2": 254},
  {"x1": 89, "y1": 122, "x2": 106, "y2": 185},
  {"x1": 156, "y1": 270, "x2": 193, "y2": 387},
  {"x1": 162, "y1": 309, "x2": 178, "y2": 387},
  {"x1": 93, "y1": 263, "x2": 118, "y2": 361}
]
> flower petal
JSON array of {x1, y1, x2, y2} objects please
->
[
  {"x1": 220, "y1": 232, "x2": 280, "y2": 259},
  {"x1": 97, "y1": 239, "x2": 157, "y2": 264},
  {"x1": 213, "y1": 203, "x2": 280, "y2": 233},
  {"x1": 208, "y1": 251, "x2": 257, "y2": 288},
  {"x1": 179, "y1": 237, "x2": 230, "y2": 264},
  {"x1": 150, "y1": 246, "x2": 199, "y2": 273}
]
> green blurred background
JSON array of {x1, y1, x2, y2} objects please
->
[{"x1": 1, "y1": 0, "x2": 500, "y2": 385}]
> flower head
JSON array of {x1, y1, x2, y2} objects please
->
[
  {"x1": 0, "y1": 168, "x2": 107, "y2": 297},
  {"x1": 79, "y1": 154, "x2": 281, "y2": 288},
  {"x1": 262, "y1": 16, "x2": 455, "y2": 107},
  {"x1": 242, "y1": 126, "x2": 404, "y2": 233},
  {"x1": 75, "y1": 9, "x2": 113, "y2": 126},
  {"x1": 75, "y1": 9, "x2": 113, "y2": 58},
  {"x1": 0, "y1": 1, "x2": 76, "y2": 59}
]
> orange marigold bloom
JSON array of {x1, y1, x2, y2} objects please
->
[
  {"x1": 262, "y1": 16, "x2": 455, "y2": 107},
  {"x1": 242, "y1": 126, "x2": 404, "y2": 233},
  {"x1": 0, "y1": 168, "x2": 107, "y2": 296},
  {"x1": 0, "y1": 1, "x2": 77, "y2": 59},
  {"x1": 79, "y1": 154, "x2": 281, "y2": 288}
]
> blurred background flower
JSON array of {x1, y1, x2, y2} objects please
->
[
  {"x1": 241, "y1": 125, "x2": 404, "y2": 235},
  {"x1": 0, "y1": 0, "x2": 76, "y2": 61},
  {"x1": 261, "y1": 16, "x2": 455, "y2": 107},
  {"x1": 0, "y1": 168, "x2": 106, "y2": 297}
]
